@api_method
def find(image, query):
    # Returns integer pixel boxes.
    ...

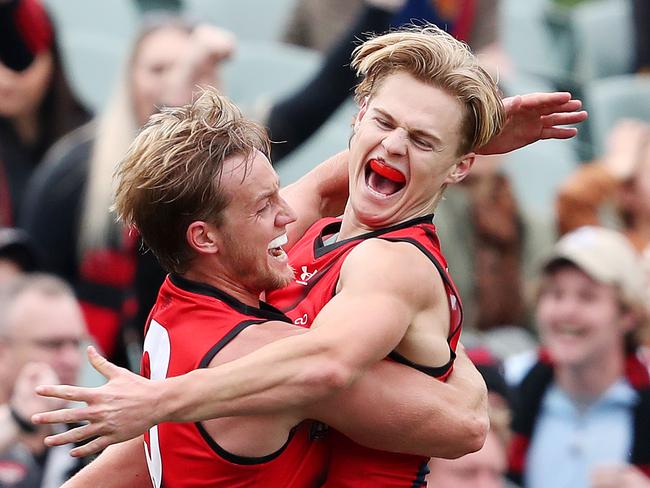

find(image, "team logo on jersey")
[296,266,318,285]
[294,314,309,326]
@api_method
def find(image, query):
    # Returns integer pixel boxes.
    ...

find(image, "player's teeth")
[268,233,288,250]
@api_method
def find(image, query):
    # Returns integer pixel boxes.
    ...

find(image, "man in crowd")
[0,274,87,487]
[506,226,650,488]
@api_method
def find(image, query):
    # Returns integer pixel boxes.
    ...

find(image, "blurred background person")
[0,274,88,488]
[506,226,650,488]
[557,119,650,254]
[0,227,37,285]
[0,0,90,227]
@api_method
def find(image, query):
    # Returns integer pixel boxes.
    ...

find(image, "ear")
[445,153,476,184]
[186,221,220,256]
[353,96,370,131]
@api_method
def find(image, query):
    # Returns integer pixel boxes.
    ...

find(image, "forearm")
[158,331,352,424]
[61,437,148,488]
[305,351,488,458]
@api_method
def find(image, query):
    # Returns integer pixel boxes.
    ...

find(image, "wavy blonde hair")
[113,88,269,273]
[352,24,505,155]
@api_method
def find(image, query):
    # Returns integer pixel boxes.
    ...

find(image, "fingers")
[541,127,579,140]
[32,405,92,426]
[69,437,113,458]
[43,422,100,447]
[541,111,589,126]
[35,383,92,404]
[519,91,572,109]
[87,346,121,380]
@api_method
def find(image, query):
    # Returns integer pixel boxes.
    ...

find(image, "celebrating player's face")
[216,150,297,294]
[347,72,474,229]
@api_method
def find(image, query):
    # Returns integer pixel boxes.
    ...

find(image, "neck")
[183,266,261,308]
[12,112,39,145]
[338,198,437,241]
[554,346,626,402]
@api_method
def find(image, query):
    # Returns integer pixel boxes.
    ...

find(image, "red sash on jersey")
[267,214,463,487]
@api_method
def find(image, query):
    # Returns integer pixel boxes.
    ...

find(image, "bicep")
[305,355,487,458]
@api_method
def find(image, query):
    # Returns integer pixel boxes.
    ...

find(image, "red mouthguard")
[369,159,406,183]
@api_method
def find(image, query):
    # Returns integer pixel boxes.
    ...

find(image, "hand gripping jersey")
[266,215,463,487]
[141,274,326,488]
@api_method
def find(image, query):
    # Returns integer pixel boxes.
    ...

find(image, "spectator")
[556,119,650,253]
[506,226,650,488]
[0,274,88,487]
[0,0,91,227]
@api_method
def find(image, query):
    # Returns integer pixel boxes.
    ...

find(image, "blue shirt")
[525,379,638,488]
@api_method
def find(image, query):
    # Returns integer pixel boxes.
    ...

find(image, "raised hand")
[478,92,588,155]
[31,346,160,457]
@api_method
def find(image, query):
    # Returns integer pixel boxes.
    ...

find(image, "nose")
[381,128,408,156]
[276,196,297,228]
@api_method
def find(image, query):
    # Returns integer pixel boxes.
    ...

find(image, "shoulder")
[208,320,306,367]
[340,237,444,304]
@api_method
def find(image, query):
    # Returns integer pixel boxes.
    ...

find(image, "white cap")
[543,226,646,308]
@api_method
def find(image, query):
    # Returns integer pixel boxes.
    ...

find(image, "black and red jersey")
[141,274,326,488]
[267,214,463,487]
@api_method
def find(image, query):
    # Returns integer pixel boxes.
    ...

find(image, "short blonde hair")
[113,88,270,273]
[352,24,505,155]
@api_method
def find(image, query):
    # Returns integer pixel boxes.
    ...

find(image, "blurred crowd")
[0,0,649,487]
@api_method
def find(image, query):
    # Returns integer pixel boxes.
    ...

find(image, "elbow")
[302,348,357,399]
[443,411,489,459]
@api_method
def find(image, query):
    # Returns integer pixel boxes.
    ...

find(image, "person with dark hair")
[0,0,91,227]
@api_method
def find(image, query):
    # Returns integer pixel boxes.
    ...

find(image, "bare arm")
[60,437,149,488]
[33,242,445,455]
[303,347,488,459]
[281,150,349,250]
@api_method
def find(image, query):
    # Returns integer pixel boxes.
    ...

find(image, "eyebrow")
[254,179,280,205]
[374,108,443,148]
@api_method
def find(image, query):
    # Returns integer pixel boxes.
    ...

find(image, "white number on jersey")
[142,320,171,488]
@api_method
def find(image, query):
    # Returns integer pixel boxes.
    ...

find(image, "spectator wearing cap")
[0,227,37,285]
[0,0,90,227]
[505,226,650,488]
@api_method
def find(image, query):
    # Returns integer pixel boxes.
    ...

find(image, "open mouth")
[267,233,288,260]
[365,159,406,197]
